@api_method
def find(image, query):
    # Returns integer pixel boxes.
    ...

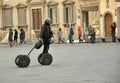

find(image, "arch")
[105,13,112,37]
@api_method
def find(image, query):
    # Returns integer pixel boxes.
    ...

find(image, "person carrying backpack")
[69,25,74,44]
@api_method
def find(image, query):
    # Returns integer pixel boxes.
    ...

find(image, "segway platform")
[15,40,53,68]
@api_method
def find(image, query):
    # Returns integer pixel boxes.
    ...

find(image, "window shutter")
[18,8,26,26]
[48,7,53,23]
[69,6,72,24]
[56,7,59,24]
[72,6,76,24]
[63,7,66,24]
[4,9,12,26]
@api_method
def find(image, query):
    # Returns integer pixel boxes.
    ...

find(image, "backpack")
[70,28,74,35]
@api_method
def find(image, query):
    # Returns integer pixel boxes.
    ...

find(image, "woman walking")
[57,28,64,44]
[78,26,82,43]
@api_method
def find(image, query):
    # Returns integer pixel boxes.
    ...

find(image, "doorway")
[32,8,42,39]
[105,13,112,37]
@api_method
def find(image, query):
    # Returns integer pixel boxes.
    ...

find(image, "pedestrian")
[92,29,96,43]
[110,22,117,42]
[14,29,18,46]
[57,28,64,44]
[77,26,83,43]
[19,28,26,45]
[89,29,96,43]
[88,25,92,42]
[8,29,13,47]
[69,25,74,44]
[40,18,53,54]
[12,29,15,43]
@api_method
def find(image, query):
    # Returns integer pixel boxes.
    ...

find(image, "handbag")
[34,39,43,49]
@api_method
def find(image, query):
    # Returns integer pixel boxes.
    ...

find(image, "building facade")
[0,0,119,43]
[100,0,117,38]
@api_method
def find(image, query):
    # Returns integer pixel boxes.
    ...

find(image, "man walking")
[8,29,13,47]
[69,25,74,44]
[111,22,117,42]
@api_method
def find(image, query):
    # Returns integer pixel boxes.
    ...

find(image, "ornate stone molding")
[16,3,27,8]
[62,0,75,5]
[26,0,43,5]
[3,4,13,9]
[47,0,58,6]
[29,1,43,6]
[81,6,98,11]
[26,0,31,4]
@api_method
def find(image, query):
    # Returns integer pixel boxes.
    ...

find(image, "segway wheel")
[38,53,43,64]
[15,55,30,68]
[38,53,53,65]
[15,55,22,67]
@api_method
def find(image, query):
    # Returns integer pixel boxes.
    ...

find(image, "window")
[47,1,59,24]
[3,9,13,27]
[48,6,59,24]
[63,4,76,24]
[16,3,27,27]
[32,9,42,30]
[18,8,26,26]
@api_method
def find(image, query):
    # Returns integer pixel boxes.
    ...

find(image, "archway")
[105,13,112,37]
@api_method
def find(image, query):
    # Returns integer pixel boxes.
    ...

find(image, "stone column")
[117,2,120,40]
[27,5,32,42]
[0,7,2,41]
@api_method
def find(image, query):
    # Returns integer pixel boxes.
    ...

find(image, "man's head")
[44,18,52,24]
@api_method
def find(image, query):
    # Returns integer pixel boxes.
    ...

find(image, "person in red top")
[78,26,83,43]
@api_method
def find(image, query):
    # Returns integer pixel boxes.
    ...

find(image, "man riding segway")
[40,18,53,54]
[38,18,53,65]
[15,18,53,67]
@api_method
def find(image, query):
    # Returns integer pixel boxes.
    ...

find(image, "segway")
[15,39,53,68]
[38,53,53,65]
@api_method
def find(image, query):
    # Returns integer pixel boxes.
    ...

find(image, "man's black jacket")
[40,22,53,41]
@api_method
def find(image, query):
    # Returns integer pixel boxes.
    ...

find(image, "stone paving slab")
[0,43,120,83]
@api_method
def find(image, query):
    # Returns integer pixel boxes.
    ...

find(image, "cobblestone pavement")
[0,43,120,83]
